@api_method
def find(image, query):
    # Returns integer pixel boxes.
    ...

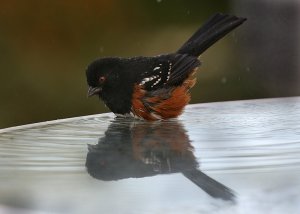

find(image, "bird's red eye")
[99,76,106,83]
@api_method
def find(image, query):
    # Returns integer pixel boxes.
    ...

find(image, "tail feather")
[183,169,236,201]
[177,13,247,57]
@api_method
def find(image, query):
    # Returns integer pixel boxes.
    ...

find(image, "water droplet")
[221,77,227,84]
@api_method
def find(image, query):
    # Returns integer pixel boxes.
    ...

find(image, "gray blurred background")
[1,0,299,128]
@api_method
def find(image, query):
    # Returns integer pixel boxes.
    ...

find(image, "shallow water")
[0,97,300,214]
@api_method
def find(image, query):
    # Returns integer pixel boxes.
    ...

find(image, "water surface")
[0,97,300,213]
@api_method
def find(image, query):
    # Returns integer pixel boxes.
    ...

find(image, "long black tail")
[183,169,236,201]
[177,13,246,57]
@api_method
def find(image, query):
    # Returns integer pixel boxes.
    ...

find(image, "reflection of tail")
[177,13,246,57]
[183,170,235,201]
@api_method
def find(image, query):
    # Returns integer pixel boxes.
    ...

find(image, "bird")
[86,13,246,120]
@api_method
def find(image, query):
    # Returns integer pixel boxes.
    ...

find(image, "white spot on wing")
[153,66,160,71]
[151,78,161,87]
[166,71,171,82]
[164,61,172,83]
[140,75,160,86]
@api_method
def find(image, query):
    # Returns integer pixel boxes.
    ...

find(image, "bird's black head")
[86,57,122,97]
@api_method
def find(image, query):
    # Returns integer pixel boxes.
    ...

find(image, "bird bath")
[0,97,300,213]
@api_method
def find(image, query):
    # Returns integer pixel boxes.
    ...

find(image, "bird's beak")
[87,86,101,97]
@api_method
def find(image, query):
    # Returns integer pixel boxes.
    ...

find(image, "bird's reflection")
[86,118,235,201]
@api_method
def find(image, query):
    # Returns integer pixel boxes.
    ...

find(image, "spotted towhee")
[86,13,246,120]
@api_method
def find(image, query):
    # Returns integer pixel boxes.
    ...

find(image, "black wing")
[137,54,200,91]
